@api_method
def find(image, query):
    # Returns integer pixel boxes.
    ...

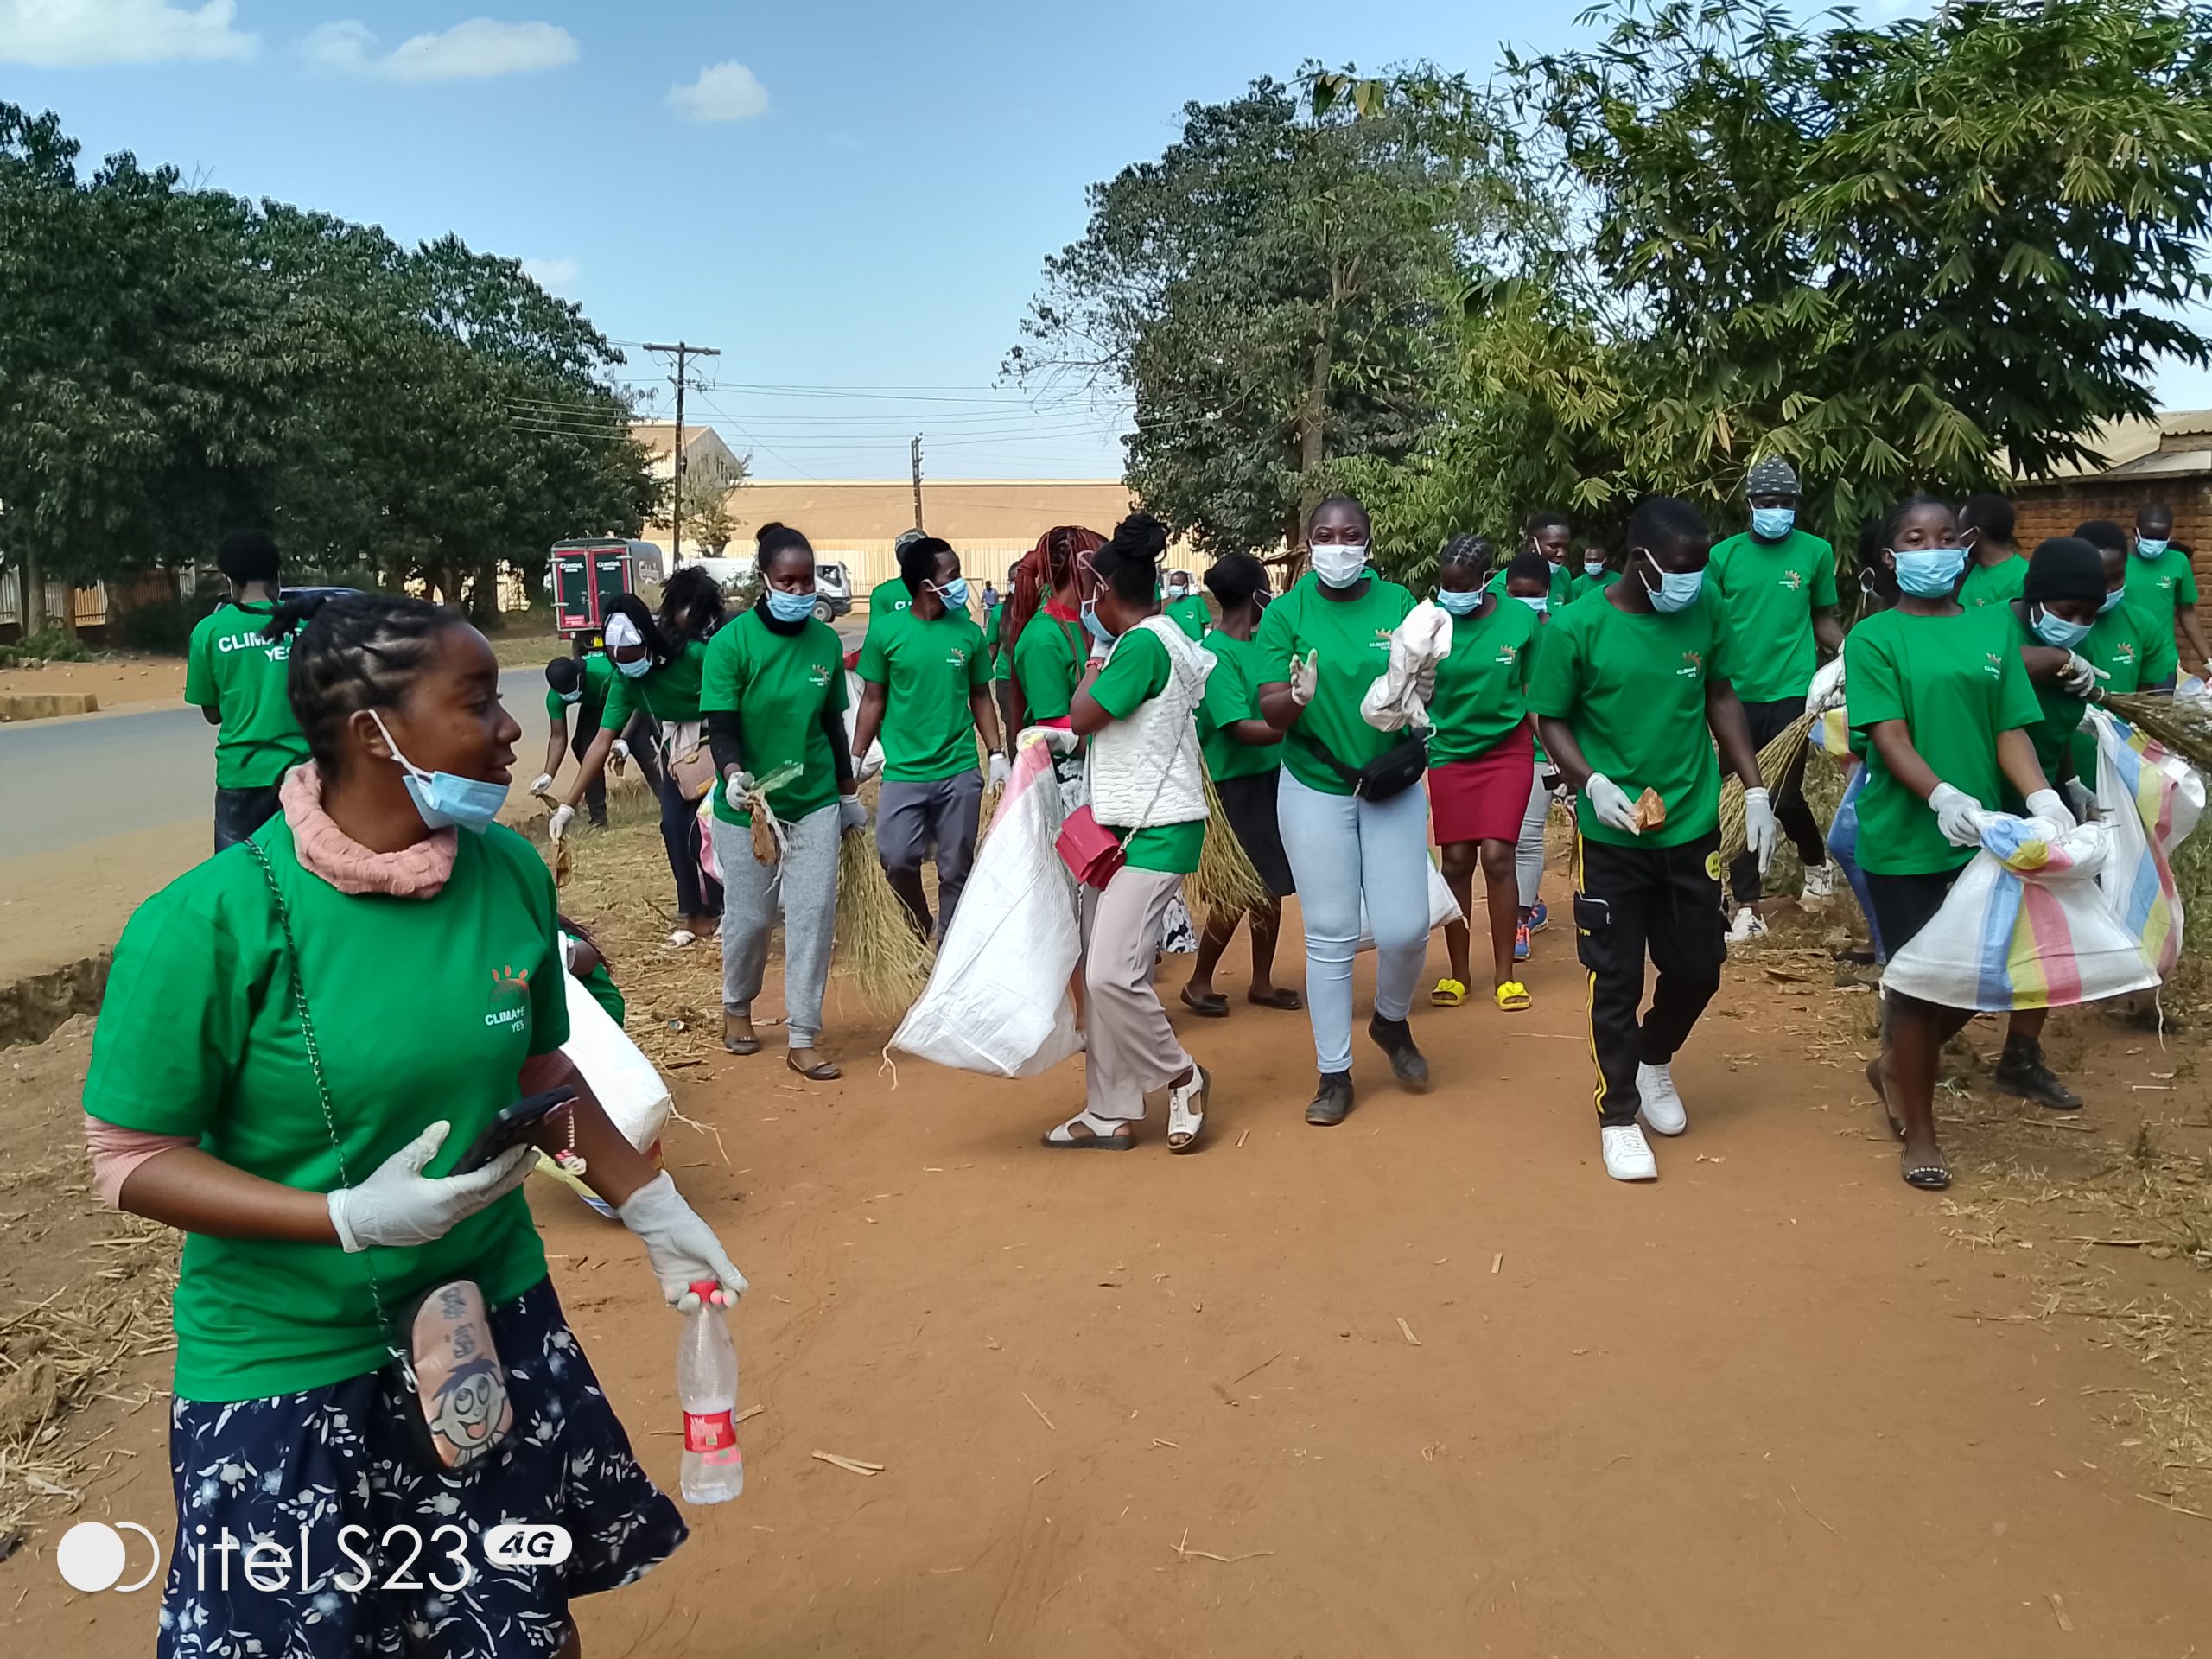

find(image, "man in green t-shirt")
[1488,509,1575,607]
[2120,503,2207,670]
[1957,493,2028,609]
[1530,495,1771,1185]
[850,537,1007,939]
[185,529,312,851]
[1706,456,1845,937]
[533,650,659,829]
[1165,570,1211,640]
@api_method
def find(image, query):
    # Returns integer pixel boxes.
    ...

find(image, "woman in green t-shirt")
[1425,536,1541,1014]
[82,592,745,1656]
[1847,497,2069,1192]
[702,524,862,1080]
[1035,514,1212,1151]
[1255,494,1434,1128]
[1003,524,1106,795]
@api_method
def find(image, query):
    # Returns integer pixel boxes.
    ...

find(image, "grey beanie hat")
[1745,456,1800,498]
[893,529,925,554]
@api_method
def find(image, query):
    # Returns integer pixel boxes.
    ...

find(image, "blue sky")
[4,0,2207,481]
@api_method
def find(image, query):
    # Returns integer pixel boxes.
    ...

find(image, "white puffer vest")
[1088,615,1213,830]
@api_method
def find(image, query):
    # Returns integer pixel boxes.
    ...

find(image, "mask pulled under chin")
[370,710,509,834]
[1312,543,1370,588]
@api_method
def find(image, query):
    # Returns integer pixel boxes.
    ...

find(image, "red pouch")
[1055,804,1126,891]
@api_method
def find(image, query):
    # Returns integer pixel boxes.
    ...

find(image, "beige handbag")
[661,720,716,803]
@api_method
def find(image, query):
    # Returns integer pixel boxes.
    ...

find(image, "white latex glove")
[2056,653,2104,697]
[2024,788,2076,832]
[1742,785,1779,875]
[855,750,885,784]
[1585,772,1642,836]
[1020,725,1079,756]
[616,1172,749,1312]
[987,753,1011,790]
[1804,655,1847,716]
[546,804,576,842]
[1411,663,1438,705]
[1288,649,1319,708]
[529,772,555,797]
[325,1122,535,1254]
[611,738,632,762]
[1927,782,1986,849]
[838,793,867,833]
[722,769,758,811]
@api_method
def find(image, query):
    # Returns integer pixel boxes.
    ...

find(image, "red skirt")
[1429,727,1535,845]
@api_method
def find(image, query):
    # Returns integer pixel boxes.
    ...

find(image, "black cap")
[2024,537,2107,605]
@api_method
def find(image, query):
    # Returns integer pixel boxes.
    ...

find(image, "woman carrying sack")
[1255,493,1434,1128]
[702,524,863,1080]
[1034,514,1213,1151]
[551,594,723,946]
[80,593,746,1658]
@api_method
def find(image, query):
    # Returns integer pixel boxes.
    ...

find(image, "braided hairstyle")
[261,593,461,777]
[1007,524,1104,640]
[1093,512,1168,607]
[1439,534,1495,584]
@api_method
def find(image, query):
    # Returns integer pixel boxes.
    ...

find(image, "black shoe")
[1306,1071,1354,1126]
[1993,1039,2082,1110]
[1367,1014,1430,1090]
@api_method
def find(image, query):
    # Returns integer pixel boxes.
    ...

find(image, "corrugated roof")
[2011,409,2212,481]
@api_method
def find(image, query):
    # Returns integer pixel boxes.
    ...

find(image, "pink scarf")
[280,762,457,898]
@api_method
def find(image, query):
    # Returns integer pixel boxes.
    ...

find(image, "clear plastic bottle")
[677,1279,743,1503]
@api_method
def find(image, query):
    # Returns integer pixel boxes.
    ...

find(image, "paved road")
[0,669,554,860]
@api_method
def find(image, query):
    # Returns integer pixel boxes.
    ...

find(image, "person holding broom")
[1034,512,1212,1151]
[1849,498,2072,1190]
[2074,524,2179,785]
[1425,535,1541,1014]
[1531,495,1776,1184]
[702,523,861,1079]
[1181,551,1301,1019]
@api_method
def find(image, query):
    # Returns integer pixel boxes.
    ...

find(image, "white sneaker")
[1801,863,1836,902]
[1601,1123,1658,1181]
[1637,1062,1688,1135]
[1726,906,1769,944]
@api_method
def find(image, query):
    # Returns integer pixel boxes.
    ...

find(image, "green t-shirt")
[700,609,850,826]
[1198,629,1281,782]
[1488,563,1573,607]
[1089,627,1205,874]
[986,601,1010,683]
[1959,555,2026,610]
[1253,573,1418,795]
[1427,595,1538,766]
[2073,598,2179,783]
[867,577,913,638]
[1013,607,1088,723]
[1528,584,1738,849]
[2124,545,2200,623]
[185,601,311,790]
[857,603,989,781]
[599,637,708,731]
[544,651,615,726]
[1166,593,1211,641]
[2001,606,2090,789]
[81,820,566,1402]
[1569,569,1620,605]
[1707,528,1839,703]
[1845,606,2043,876]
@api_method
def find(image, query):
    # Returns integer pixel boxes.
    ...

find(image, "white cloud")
[305,16,576,82]
[0,0,257,67]
[521,256,580,295]
[667,60,768,124]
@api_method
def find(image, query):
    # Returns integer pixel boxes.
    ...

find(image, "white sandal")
[1166,1065,1209,1154]
[667,929,700,949]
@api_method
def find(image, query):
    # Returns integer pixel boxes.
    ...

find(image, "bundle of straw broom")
[1718,711,1819,864]
[836,830,932,1014]
[1185,772,1273,919]
[2102,690,2212,776]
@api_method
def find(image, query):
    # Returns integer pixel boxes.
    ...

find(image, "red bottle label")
[683,1409,736,1452]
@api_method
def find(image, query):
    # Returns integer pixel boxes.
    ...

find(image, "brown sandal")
[787,1052,841,1081]
[722,1014,760,1057]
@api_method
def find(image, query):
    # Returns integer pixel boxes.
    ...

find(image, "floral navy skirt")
[157,1280,685,1657]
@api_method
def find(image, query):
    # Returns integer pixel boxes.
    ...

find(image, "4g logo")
[54,1519,572,1595]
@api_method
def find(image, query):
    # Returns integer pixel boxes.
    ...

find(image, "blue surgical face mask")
[2136,537,2169,559]
[1081,599,1116,645]
[2031,606,2094,650]
[370,710,508,835]
[1517,594,1550,615]
[764,587,817,624]
[932,578,969,610]
[613,652,652,679]
[2099,584,2126,614]
[556,689,582,706]
[1751,505,1796,541]
[1436,587,1483,616]
[1891,546,1967,598]
[1637,553,1705,614]
[1584,558,1606,579]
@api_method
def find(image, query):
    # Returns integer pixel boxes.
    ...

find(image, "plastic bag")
[1354,859,1464,953]
[2083,705,2205,981]
[890,741,1085,1077]
[1881,815,2160,1011]
[1823,765,1883,961]
[1359,601,1452,733]
[559,971,672,1150]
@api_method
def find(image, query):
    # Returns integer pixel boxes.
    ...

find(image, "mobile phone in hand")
[452,1088,577,1176]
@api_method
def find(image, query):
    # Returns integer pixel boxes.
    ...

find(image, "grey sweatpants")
[711,803,840,1050]
[877,769,983,938]
[1081,864,1194,1122]
[1516,771,1551,911]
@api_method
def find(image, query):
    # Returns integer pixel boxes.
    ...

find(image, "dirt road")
[7,820,2209,1656]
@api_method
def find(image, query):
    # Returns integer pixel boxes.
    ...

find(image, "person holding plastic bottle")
[80,591,747,1659]
[1847,497,2069,1192]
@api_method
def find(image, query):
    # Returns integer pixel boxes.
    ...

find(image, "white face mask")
[1312,542,1370,589]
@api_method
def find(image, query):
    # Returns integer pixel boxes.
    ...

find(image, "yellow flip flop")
[1430,977,1467,1007]
[1495,981,1532,1012]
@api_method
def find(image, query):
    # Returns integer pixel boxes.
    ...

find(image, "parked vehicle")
[811,560,853,624]
[550,539,665,645]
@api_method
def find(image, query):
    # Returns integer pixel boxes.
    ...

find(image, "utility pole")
[910,435,925,533]
[643,340,721,562]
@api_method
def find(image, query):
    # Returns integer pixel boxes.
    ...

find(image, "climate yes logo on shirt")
[1369,628,1393,653]
[807,663,833,689]
[1777,569,1805,593]
[1982,652,2005,680]
[1676,649,1705,680]
[484,964,531,1033]
[1492,644,1520,666]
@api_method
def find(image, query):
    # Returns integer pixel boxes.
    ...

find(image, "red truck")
[550,539,664,646]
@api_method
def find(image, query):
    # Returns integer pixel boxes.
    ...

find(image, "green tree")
[676,448,752,556]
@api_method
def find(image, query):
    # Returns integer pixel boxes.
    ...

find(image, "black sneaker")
[1993,1039,2082,1110]
[1306,1071,1354,1126]
[1367,1014,1430,1090]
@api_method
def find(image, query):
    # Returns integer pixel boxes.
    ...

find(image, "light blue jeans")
[1276,768,1432,1074]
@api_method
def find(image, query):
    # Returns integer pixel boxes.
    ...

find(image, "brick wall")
[2013,474,2212,673]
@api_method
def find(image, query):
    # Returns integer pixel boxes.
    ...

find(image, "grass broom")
[1185,771,1273,920]
[1718,711,1819,864]
[836,829,932,1015]
[2102,690,2212,776]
